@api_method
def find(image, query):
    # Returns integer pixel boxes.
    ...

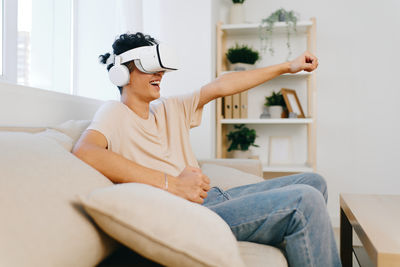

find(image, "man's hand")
[289,51,319,73]
[172,166,211,204]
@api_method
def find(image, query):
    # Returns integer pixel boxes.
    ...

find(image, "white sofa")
[0,121,288,267]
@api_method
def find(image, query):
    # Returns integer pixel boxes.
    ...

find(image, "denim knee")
[303,172,328,203]
[291,184,327,215]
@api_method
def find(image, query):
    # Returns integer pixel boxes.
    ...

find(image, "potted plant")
[258,8,299,61]
[226,43,260,71]
[264,91,287,118]
[230,0,246,24]
[227,124,259,158]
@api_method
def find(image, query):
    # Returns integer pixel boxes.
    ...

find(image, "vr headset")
[106,43,179,87]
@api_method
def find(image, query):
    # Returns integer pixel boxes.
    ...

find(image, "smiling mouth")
[150,80,161,90]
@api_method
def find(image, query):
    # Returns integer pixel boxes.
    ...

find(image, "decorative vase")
[229,3,245,24]
[230,62,253,71]
[269,106,283,118]
[233,150,251,159]
[260,106,271,119]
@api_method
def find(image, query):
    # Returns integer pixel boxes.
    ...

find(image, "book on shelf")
[240,91,248,118]
[223,95,232,119]
[232,93,240,118]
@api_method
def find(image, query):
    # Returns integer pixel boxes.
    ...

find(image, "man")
[73,32,341,267]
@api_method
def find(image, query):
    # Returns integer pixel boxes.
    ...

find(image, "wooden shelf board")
[263,164,313,173]
[221,118,313,124]
[221,20,313,35]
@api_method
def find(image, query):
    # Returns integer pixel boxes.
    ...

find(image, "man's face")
[125,65,165,102]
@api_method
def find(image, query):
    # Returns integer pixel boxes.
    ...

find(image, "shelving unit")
[215,18,317,176]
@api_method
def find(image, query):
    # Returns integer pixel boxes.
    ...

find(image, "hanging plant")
[258,8,299,61]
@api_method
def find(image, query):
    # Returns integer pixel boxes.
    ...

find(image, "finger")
[203,183,211,192]
[304,63,314,72]
[200,190,208,199]
[202,174,211,184]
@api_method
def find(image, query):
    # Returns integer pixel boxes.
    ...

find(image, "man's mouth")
[150,80,161,90]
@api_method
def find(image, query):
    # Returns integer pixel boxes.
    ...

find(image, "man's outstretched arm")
[197,51,319,109]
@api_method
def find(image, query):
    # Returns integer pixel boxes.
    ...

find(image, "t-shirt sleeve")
[86,101,121,149]
[169,89,203,129]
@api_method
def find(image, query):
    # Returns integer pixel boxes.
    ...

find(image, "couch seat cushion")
[201,163,264,191]
[238,241,288,267]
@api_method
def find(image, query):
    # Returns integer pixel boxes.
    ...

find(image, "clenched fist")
[289,51,319,73]
[170,166,211,204]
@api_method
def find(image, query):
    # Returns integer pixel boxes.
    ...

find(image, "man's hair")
[99,32,159,94]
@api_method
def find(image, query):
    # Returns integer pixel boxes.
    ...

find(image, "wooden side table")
[340,194,400,267]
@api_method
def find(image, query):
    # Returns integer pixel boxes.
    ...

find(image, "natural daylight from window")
[0,0,3,76]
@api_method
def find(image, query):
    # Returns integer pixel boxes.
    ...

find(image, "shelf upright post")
[307,17,317,170]
[216,21,224,158]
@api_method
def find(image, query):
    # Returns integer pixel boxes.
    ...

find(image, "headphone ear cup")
[108,64,130,87]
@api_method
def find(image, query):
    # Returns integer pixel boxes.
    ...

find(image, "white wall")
[218,0,400,225]
[142,0,216,159]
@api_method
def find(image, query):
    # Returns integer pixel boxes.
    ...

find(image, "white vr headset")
[106,43,179,87]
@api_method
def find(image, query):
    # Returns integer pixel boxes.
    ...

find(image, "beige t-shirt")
[87,90,203,177]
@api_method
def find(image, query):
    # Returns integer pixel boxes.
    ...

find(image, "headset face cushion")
[108,64,130,87]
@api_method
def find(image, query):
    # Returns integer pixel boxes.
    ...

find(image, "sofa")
[0,120,288,267]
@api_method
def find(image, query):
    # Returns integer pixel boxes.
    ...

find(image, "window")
[17,0,72,94]
[0,0,3,76]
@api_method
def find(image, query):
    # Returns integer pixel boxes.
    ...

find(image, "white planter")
[229,62,254,71]
[229,4,245,24]
[233,150,251,159]
[269,106,283,118]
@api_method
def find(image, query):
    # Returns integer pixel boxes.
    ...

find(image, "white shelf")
[262,164,313,173]
[221,20,313,35]
[221,118,313,124]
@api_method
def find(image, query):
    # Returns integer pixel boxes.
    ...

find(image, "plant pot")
[268,106,283,118]
[233,150,251,159]
[229,4,245,24]
[229,62,253,71]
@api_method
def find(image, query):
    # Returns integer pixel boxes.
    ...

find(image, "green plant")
[226,44,260,64]
[232,0,245,3]
[227,124,259,152]
[264,91,286,107]
[258,8,299,61]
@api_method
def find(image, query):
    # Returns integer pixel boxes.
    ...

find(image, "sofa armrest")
[197,158,263,177]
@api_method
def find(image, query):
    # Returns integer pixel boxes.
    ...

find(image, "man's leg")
[203,184,341,267]
[227,172,328,203]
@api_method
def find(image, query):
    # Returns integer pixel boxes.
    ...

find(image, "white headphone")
[108,55,131,87]
[106,44,179,87]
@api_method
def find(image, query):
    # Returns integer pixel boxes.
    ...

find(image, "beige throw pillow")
[78,183,245,267]
[201,163,264,191]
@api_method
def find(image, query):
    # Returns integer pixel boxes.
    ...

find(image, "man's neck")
[121,92,150,120]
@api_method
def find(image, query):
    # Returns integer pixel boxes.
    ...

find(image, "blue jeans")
[202,172,341,267]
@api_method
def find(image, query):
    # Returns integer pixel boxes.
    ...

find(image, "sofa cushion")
[50,119,91,147]
[35,128,74,151]
[238,241,288,267]
[201,163,264,191]
[0,132,117,267]
[78,183,245,267]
